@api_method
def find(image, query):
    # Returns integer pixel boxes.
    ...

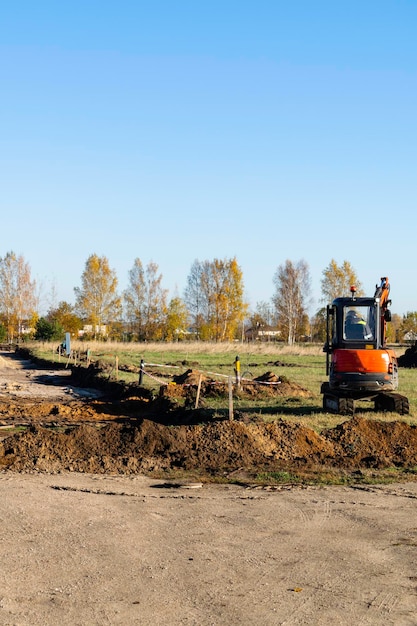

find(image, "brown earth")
[2,414,417,477]
[0,351,416,478]
[1,351,417,625]
[398,342,417,367]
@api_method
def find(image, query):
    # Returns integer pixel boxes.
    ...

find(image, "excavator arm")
[374,277,391,311]
[374,277,392,346]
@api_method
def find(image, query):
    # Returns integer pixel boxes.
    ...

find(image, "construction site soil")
[3,350,417,626]
[1,349,416,480]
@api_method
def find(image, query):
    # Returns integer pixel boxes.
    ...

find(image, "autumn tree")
[310,307,327,343]
[210,258,247,341]
[320,259,363,303]
[47,301,83,337]
[184,259,210,339]
[250,301,275,328]
[0,251,37,341]
[272,259,311,345]
[185,257,247,341]
[142,262,168,341]
[74,254,121,337]
[164,296,190,341]
[123,259,168,341]
[399,312,417,342]
[123,258,146,339]
[388,312,402,343]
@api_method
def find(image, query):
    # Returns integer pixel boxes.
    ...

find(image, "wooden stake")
[195,374,203,409]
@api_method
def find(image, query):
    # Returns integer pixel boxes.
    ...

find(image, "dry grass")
[42,340,325,358]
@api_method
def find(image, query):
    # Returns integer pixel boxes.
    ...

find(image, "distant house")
[403,331,417,343]
[20,322,34,336]
[78,324,107,337]
[245,325,281,342]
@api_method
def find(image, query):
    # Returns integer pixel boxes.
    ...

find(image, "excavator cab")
[321,278,409,415]
[326,298,379,353]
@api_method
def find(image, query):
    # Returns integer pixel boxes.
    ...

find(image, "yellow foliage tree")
[320,259,363,303]
[165,296,190,341]
[74,254,121,337]
[0,251,37,341]
[185,257,247,341]
[48,301,83,336]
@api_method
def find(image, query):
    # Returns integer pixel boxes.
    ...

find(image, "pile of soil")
[398,343,417,367]
[0,352,415,479]
[1,416,417,476]
[164,368,313,401]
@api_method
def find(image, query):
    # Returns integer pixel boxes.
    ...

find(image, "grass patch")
[253,467,417,487]
[256,470,302,484]
[0,425,27,437]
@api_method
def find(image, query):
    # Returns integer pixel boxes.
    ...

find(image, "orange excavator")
[321,277,409,415]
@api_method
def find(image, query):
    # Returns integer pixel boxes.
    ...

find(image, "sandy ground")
[0,352,102,402]
[0,351,417,625]
[1,474,417,625]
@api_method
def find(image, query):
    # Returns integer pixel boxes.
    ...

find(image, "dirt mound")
[324,416,417,468]
[1,353,415,479]
[165,368,312,402]
[1,416,416,476]
[0,399,105,424]
[172,368,208,385]
[398,343,417,368]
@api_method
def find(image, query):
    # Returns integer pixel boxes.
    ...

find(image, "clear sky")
[1,1,416,316]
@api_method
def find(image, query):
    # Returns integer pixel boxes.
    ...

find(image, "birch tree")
[273,259,311,345]
[124,259,168,341]
[184,259,210,339]
[123,258,146,339]
[209,258,247,341]
[142,261,168,341]
[74,254,121,336]
[185,257,247,341]
[321,259,363,303]
[0,251,36,341]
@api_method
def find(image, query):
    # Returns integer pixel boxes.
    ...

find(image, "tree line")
[0,251,415,344]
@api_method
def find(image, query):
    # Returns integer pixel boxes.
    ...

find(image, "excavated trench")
[0,349,416,479]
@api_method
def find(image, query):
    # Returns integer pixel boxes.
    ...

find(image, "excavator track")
[322,383,410,416]
[374,393,410,415]
[322,389,354,416]
[337,396,355,416]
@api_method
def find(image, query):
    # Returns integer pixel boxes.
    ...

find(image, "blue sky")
[1,1,416,316]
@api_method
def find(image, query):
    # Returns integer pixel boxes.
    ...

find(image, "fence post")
[195,374,203,409]
[139,359,144,385]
